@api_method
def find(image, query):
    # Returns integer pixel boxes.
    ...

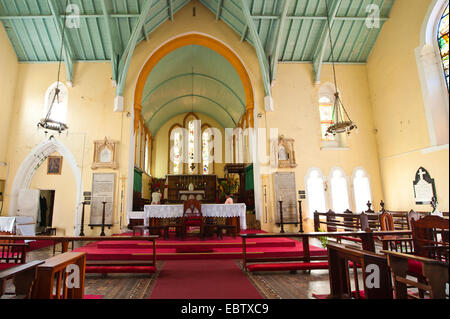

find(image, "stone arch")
[9,137,82,234]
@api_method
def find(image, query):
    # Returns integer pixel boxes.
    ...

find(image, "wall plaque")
[92,137,119,170]
[274,172,298,224]
[90,173,115,225]
[413,167,436,205]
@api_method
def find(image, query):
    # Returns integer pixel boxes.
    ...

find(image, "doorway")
[38,190,55,233]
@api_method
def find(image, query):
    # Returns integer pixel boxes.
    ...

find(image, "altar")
[130,203,247,230]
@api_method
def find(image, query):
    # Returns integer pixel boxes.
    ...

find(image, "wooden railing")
[313,210,380,233]
[0,235,159,272]
[1,243,28,265]
[240,230,411,271]
[30,252,86,299]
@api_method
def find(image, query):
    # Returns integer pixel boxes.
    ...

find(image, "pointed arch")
[8,137,82,234]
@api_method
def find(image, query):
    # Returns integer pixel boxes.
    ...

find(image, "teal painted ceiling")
[0,0,394,103]
[142,45,246,135]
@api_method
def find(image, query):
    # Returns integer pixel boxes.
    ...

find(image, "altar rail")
[0,235,159,267]
[240,230,411,271]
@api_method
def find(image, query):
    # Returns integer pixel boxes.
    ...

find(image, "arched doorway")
[128,33,259,224]
[9,137,82,235]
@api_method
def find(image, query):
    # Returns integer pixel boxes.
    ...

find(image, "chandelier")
[37,0,69,135]
[324,0,357,138]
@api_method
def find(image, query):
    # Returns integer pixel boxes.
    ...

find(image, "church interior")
[0,0,449,302]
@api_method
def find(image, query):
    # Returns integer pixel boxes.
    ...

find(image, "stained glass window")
[438,4,449,90]
[202,130,211,174]
[188,120,196,174]
[319,96,335,141]
[173,131,182,174]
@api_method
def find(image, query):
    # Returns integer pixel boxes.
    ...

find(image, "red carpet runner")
[150,260,263,299]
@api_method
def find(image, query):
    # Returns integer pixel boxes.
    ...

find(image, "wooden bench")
[0,243,28,271]
[30,252,86,299]
[0,260,44,298]
[327,242,393,299]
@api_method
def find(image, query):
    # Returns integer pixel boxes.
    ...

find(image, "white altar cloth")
[0,216,36,238]
[133,204,247,230]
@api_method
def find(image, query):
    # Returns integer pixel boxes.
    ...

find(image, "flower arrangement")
[149,178,166,197]
[218,174,239,201]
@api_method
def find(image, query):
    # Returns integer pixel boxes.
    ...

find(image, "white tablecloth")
[132,204,247,230]
[0,216,36,240]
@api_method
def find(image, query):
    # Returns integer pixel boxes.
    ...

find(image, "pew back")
[31,252,86,299]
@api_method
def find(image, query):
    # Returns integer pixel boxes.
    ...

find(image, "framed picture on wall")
[47,156,63,175]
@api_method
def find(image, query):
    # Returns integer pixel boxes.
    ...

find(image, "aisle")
[149,259,263,299]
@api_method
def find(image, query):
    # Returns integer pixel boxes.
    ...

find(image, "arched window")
[319,96,335,141]
[187,119,196,174]
[352,168,372,213]
[202,126,214,174]
[305,168,327,218]
[44,82,68,123]
[416,0,449,146]
[329,167,350,213]
[169,125,183,174]
[438,4,449,90]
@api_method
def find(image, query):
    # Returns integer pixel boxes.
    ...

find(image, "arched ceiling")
[142,44,246,135]
[0,0,394,96]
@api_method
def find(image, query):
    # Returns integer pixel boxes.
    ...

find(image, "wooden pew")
[383,250,448,299]
[0,260,44,298]
[327,242,393,299]
[0,243,28,270]
[313,210,379,244]
[30,252,86,299]
[240,230,411,273]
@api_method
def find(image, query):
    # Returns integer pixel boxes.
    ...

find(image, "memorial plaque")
[274,172,298,224]
[90,173,115,225]
[413,167,436,205]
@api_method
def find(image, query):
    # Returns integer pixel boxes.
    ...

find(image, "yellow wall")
[261,64,384,232]
[30,152,76,236]
[2,62,131,235]
[0,22,18,184]
[367,0,449,211]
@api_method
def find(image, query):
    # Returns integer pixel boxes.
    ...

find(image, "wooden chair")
[379,211,414,253]
[383,215,449,299]
[181,199,204,239]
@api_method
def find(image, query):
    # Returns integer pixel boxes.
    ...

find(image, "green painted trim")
[117,0,154,96]
[313,0,343,83]
[100,0,119,82]
[146,94,239,126]
[48,0,75,82]
[142,72,246,111]
[168,0,174,21]
[240,0,271,98]
[216,0,224,21]
[270,0,291,82]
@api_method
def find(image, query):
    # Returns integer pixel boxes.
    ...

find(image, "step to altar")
[94,237,297,250]
[74,237,327,261]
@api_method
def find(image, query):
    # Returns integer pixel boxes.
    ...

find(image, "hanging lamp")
[37,0,69,135]
[324,0,357,138]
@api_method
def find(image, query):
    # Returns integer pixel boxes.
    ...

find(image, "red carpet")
[150,260,263,299]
